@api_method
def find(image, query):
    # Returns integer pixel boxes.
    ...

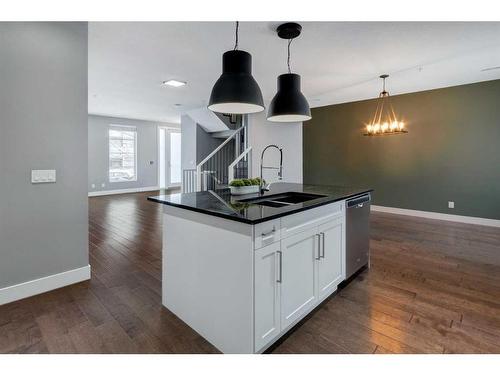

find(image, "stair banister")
[228,146,252,183]
[196,127,244,191]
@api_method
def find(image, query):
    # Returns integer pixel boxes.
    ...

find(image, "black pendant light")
[267,23,311,123]
[208,22,264,114]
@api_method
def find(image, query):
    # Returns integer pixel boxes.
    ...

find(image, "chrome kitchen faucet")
[260,144,283,192]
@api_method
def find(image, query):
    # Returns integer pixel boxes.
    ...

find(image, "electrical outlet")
[448,201,455,209]
[101,183,106,188]
[91,183,96,189]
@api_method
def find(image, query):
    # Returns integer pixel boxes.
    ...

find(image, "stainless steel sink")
[238,192,327,207]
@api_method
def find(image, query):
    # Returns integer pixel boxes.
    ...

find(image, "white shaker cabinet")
[280,228,319,330]
[254,242,282,351]
[253,204,346,352]
[317,216,345,300]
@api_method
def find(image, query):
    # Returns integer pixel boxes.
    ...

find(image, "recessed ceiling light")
[163,80,186,87]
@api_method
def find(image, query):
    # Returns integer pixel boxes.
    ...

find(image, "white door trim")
[158,126,181,189]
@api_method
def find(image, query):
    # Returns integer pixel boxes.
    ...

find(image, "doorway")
[158,127,182,189]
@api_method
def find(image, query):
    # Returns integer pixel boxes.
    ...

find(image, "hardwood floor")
[1,190,500,353]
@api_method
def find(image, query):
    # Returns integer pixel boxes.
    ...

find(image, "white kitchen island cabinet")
[161,200,346,353]
[148,183,372,353]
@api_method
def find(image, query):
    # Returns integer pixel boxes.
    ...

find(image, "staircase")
[182,110,252,193]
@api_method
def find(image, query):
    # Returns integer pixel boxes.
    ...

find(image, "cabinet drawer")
[254,219,281,249]
[281,202,343,239]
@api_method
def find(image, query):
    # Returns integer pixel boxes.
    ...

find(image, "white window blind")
[109,125,137,183]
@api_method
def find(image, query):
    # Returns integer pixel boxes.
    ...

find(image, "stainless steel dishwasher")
[346,194,371,279]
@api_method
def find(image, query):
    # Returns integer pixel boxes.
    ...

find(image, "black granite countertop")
[148,183,373,224]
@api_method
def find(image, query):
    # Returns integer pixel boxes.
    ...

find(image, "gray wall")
[249,111,303,184]
[196,124,223,164]
[181,114,197,171]
[88,114,178,193]
[0,22,89,288]
[304,79,500,220]
[180,111,304,185]
[180,114,223,171]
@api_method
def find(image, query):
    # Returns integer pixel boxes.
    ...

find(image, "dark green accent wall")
[303,79,500,220]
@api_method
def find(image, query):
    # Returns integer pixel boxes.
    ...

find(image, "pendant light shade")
[267,73,311,122]
[267,23,311,123]
[208,50,264,114]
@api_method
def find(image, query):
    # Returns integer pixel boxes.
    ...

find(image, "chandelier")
[364,74,407,136]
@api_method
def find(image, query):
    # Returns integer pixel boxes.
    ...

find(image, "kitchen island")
[148,183,372,353]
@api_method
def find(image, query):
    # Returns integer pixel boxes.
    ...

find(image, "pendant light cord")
[234,21,239,50]
[287,38,293,73]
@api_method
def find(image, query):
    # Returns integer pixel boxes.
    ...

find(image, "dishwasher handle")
[347,194,371,208]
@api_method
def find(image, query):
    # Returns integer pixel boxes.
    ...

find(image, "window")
[109,125,137,182]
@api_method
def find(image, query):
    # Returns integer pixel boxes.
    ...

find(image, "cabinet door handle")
[315,234,321,260]
[277,251,282,283]
[321,232,325,259]
[262,227,276,237]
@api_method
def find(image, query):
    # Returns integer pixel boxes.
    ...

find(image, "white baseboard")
[0,265,91,305]
[371,205,500,228]
[88,186,159,197]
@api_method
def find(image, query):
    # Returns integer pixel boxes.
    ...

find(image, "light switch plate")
[448,201,455,209]
[31,169,56,184]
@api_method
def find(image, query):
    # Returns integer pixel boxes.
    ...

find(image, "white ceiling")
[89,22,500,124]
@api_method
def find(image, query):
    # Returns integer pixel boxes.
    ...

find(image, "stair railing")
[196,126,244,191]
[228,146,252,183]
[182,169,197,193]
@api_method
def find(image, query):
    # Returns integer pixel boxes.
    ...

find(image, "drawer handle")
[261,227,276,237]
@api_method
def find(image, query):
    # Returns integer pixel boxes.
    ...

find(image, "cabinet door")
[280,228,319,330]
[317,217,345,300]
[254,242,281,352]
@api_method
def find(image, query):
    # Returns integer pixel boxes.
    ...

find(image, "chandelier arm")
[377,95,385,126]
[371,92,384,125]
[389,102,398,124]
[371,109,379,127]
[384,94,397,124]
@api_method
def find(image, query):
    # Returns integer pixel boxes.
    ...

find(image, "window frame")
[108,124,138,183]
